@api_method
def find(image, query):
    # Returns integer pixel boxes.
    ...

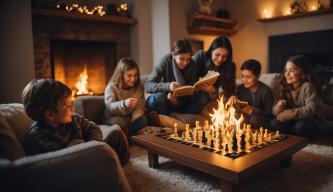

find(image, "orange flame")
[74,65,93,96]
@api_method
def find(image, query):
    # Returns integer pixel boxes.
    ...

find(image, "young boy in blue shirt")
[22,79,129,165]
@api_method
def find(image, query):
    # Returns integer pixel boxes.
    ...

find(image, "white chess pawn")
[276,130,280,137]
[264,129,268,139]
[185,124,190,140]
[174,123,178,137]
[259,127,264,137]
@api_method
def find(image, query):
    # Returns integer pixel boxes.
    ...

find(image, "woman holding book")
[193,36,236,116]
[145,39,210,115]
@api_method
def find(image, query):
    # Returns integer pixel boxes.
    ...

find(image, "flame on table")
[209,95,244,134]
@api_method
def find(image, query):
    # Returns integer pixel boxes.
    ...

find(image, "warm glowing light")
[263,9,271,18]
[311,5,317,11]
[74,65,93,96]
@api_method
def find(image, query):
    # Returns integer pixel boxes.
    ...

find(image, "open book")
[173,71,220,97]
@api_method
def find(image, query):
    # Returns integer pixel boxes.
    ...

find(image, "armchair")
[0,103,130,192]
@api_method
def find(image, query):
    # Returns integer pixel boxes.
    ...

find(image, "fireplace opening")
[50,39,116,95]
[269,29,333,86]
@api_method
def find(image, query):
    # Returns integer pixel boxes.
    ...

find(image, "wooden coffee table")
[131,133,307,192]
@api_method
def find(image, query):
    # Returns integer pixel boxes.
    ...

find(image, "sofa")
[0,103,131,192]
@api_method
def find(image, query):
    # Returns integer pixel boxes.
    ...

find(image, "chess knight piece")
[198,0,213,15]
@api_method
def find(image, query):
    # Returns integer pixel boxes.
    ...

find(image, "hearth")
[32,9,135,95]
[269,29,333,85]
[51,39,116,95]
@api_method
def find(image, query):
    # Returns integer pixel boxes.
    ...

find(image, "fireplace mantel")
[32,8,137,25]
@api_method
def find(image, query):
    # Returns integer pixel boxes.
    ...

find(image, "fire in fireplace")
[50,39,116,95]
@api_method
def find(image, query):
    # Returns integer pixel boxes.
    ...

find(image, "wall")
[169,0,226,51]
[129,0,153,75]
[224,0,333,77]
[151,0,171,67]
[0,0,35,103]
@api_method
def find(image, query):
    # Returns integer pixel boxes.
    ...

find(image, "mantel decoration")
[31,0,130,17]
[258,0,332,21]
[290,0,308,14]
[197,0,213,16]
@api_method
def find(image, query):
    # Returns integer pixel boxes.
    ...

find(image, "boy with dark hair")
[231,59,274,129]
[22,79,129,165]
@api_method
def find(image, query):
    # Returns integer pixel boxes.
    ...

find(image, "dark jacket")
[193,50,236,97]
[145,54,197,93]
[236,81,274,117]
[25,113,102,155]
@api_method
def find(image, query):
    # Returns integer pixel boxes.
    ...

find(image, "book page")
[194,71,220,88]
[173,85,195,97]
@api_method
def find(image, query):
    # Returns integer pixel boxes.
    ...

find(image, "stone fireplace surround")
[32,9,134,92]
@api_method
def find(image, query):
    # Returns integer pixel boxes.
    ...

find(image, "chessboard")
[158,127,287,159]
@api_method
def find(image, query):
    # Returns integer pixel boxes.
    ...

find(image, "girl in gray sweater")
[104,58,148,136]
[271,55,322,139]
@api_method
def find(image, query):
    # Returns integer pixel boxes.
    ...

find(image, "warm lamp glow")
[311,5,317,11]
[263,9,271,18]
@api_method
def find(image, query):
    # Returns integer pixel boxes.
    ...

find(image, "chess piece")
[185,124,190,140]
[202,131,207,144]
[276,130,280,137]
[240,133,246,150]
[232,133,238,151]
[259,127,264,137]
[174,123,178,137]
[210,139,214,148]
[189,131,193,141]
[264,129,268,140]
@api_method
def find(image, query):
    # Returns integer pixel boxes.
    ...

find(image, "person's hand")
[277,109,295,123]
[228,96,238,105]
[167,93,178,105]
[169,81,180,91]
[196,83,216,94]
[276,99,286,111]
[67,139,84,147]
[240,106,259,116]
[124,98,138,109]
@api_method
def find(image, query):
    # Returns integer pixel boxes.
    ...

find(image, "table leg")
[221,180,239,192]
[148,151,159,168]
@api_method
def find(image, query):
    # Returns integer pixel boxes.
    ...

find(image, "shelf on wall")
[188,14,237,36]
[257,8,333,22]
[32,8,137,25]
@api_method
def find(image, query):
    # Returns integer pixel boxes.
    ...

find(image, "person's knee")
[147,92,168,114]
[293,120,315,138]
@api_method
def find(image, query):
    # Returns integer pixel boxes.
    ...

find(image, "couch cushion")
[74,96,105,124]
[0,114,26,160]
[0,104,33,146]
[259,73,282,96]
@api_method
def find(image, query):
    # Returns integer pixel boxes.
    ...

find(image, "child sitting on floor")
[230,59,274,129]
[22,79,129,165]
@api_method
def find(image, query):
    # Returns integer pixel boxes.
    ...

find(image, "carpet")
[123,144,333,192]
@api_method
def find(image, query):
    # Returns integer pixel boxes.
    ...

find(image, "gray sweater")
[104,82,145,122]
[145,54,197,93]
[236,81,274,117]
[272,82,320,119]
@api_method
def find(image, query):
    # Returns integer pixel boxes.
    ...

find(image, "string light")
[57,3,106,16]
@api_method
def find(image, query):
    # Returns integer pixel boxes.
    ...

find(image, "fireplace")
[269,29,333,85]
[32,9,135,95]
[51,39,116,95]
